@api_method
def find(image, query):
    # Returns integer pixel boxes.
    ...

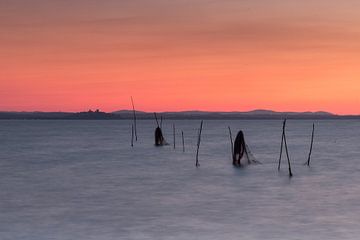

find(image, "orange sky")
[1,0,359,114]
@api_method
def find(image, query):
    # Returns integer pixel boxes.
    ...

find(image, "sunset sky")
[1,0,359,114]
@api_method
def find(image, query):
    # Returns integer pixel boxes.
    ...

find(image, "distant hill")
[112,109,350,120]
[0,109,358,120]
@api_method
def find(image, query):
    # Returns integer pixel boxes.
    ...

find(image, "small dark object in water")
[155,127,165,146]
[233,131,250,166]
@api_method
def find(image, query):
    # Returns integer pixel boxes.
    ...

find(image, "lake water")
[0,119,359,240]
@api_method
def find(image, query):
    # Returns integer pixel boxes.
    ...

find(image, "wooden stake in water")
[195,120,203,167]
[131,124,134,147]
[154,112,160,127]
[173,124,176,149]
[130,96,138,141]
[278,120,285,171]
[182,131,185,152]
[306,123,315,166]
[228,126,234,160]
[284,129,292,177]
[278,119,293,177]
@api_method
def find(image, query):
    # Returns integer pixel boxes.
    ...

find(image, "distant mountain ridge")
[112,109,334,117]
[0,109,358,120]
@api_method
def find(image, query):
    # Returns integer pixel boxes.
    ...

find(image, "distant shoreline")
[1,110,359,120]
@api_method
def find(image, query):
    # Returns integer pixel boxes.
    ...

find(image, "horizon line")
[1,108,357,116]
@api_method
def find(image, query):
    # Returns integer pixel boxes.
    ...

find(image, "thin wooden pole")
[228,126,234,160]
[278,120,285,170]
[244,143,251,164]
[173,124,176,149]
[195,120,203,167]
[130,96,138,141]
[131,124,134,147]
[282,120,293,177]
[182,130,185,152]
[283,135,292,177]
[154,112,160,127]
[306,123,315,166]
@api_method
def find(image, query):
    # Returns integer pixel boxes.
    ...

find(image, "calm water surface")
[0,120,359,240]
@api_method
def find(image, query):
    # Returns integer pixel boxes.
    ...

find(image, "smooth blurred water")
[0,119,359,240]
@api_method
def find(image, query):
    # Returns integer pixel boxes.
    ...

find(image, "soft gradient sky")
[1,0,359,114]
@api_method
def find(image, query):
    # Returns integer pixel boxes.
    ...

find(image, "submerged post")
[195,120,203,167]
[154,112,160,127]
[154,112,166,146]
[278,119,292,177]
[278,120,285,170]
[131,124,134,147]
[182,130,185,152]
[131,96,138,141]
[284,130,292,177]
[283,120,293,177]
[173,124,176,149]
[306,123,315,166]
[228,126,234,160]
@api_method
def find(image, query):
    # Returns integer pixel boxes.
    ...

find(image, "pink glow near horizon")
[1,0,359,115]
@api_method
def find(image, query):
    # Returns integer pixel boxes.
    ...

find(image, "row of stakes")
[130,98,315,178]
